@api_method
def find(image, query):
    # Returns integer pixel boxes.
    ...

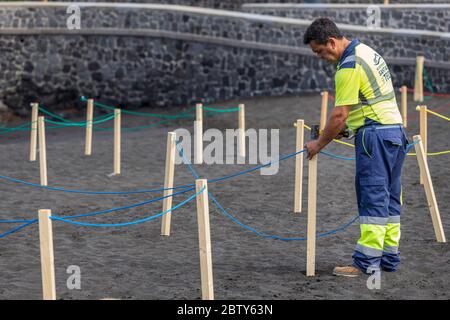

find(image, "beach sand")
[0,92,449,300]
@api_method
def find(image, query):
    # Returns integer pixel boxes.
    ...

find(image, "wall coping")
[1,2,449,40]
[242,3,450,10]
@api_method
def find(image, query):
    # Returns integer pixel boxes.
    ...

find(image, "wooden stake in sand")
[29,103,39,162]
[306,151,317,277]
[413,135,446,243]
[84,98,94,156]
[320,91,328,130]
[114,108,121,175]
[401,86,408,128]
[294,119,304,213]
[195,103,203,164]
[414,56,424,102]
[306,124,320,277]
[418,105,427,185]
[305,95,328,268]
[38,209,56,300]
[195,179,214,300]
[238,103,246,158]
[38,116,48,186]
[161,132,176,236]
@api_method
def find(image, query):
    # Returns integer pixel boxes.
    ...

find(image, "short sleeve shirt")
[334,39,402,131]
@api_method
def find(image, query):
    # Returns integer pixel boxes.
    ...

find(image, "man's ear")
[328,37,336,49]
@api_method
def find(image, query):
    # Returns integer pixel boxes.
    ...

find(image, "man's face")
[309,39,339,63]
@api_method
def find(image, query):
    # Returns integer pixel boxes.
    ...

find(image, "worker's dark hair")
[303,18,343,45]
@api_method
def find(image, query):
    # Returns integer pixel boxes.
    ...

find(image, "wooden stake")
[414,56,424,102]
[413,135,446,242]
[195,104,203,164]
[195,179,214,300]
[38,116,48,186]
[114,108,121,175]
[238,103,246,158]
[161,132,176,236]
[320,91,328,131]
[85,99,94,156]
[401,86,407,128]
[306,154,317,276]
[419,105,427,185]
[38,209,56,300]
[294,119,304,213]
[30,103,39,161]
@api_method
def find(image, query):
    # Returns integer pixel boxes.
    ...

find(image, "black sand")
[0,92,449,300]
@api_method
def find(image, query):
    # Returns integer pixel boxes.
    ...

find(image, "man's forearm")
[317,111,348,149]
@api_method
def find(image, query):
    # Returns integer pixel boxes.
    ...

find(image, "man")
[303,18,409,277]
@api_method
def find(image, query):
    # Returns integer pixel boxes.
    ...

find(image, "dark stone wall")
[0,5,449,115]
[242,6,450,32]
[1,34,334,115]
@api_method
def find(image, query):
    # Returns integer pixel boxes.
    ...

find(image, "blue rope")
[175,142,200,179]
[0,174,195,195]
[175,142,358,241]
[50,186,205,227]
[208,149,306,183]
[0,186,195,237]
[0,219,37,223]
[175,140,306,182]
[319,150,355,161]
[406,139,420,153]
[0,219,38,239]
[0,139,419,200]
[319,140,419,161]
[210,192,358,241]
[0,145,306,195]
[63,186,194,219]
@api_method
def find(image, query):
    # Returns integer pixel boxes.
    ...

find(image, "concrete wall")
[0,2,449,115]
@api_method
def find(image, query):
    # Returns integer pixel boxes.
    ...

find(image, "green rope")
[39,106,114,124]
[44,114,116,127]
[46,124,75,130]
[93,110,217,132]
[94,118,172,132]
[0,121,32,134]
[38,107,73,123]
[80,96,239,119]
[423,67,435,101]
[203,106,240,113]
[423,68,435,94]
[80,97,192,120]
[118,109,190,119]
[43,119,84,127]
[0,98,239,136]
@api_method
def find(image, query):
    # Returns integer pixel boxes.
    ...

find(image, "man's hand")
[304,140,322,160]
[303,105,351,160]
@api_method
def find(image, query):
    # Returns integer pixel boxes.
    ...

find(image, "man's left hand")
[304,140,322,160]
